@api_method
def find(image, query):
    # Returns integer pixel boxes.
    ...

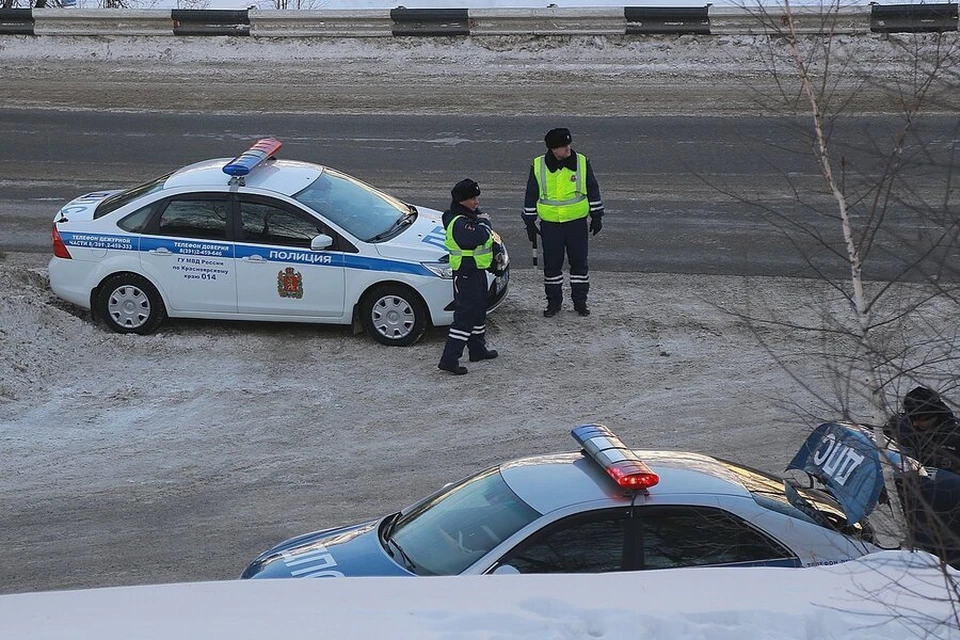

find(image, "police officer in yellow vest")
[438,179,499,375]
[523,128,604,317]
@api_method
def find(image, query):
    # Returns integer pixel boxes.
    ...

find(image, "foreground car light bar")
[571,424,660,490]
[223,138,283,177]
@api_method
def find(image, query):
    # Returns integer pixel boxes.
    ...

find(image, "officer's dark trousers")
[541,217,589,308]
[440,270,489,365]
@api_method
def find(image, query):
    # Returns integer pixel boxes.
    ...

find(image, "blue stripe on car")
[61,232,435,277]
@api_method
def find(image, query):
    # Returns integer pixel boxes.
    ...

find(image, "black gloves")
[589,216,603,236]
[525,220,539,243]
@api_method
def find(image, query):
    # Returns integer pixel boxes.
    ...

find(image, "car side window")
[637,505,793,569]
[155,198,228,240]
[497,509,630,574]
[239,200,328,249]
[118,202,161,233]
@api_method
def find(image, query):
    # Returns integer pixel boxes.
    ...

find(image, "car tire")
[97,273,166,335]
[360,284,427,347]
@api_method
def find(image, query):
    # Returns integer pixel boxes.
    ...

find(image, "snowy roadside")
[5,246,953,590]
[3,32,956,116]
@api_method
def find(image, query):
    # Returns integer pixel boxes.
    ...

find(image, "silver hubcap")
[107,285,150,329]
[371,294,415,340]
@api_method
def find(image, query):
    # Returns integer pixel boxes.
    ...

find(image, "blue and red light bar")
[223,138,283,177]
[571,424,660,490]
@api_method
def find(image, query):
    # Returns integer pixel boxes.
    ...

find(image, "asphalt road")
[2,109,958,280]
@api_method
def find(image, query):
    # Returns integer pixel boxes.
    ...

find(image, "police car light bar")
[571,424,660,490]
[222,138,283,177]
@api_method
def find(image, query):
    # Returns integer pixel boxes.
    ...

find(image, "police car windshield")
[93,173,173,220]
[293,168,409,242]
[387,467,540,576]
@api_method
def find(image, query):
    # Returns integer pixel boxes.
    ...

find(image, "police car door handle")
[150,247,172,255]
[242,254,266,263]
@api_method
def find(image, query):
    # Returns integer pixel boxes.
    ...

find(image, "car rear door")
[233,195,346,319]
[138,193,238,314]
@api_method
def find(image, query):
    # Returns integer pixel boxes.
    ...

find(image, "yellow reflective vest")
[444,215,494,270]
[533,153,590,223]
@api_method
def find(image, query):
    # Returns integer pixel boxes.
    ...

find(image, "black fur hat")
[451,178,481,202]
[544,128,572,149]
[904,386,952,419]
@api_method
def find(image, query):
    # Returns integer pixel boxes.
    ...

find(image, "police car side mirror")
[311,234,334,251]
[491,564,520,575]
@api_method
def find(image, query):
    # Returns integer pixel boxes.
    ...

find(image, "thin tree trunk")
[782,0,908,540]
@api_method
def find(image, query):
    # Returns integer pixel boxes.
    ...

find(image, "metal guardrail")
[625,7,710,35]
[1,4,958,38]
[390,7,469,36]
[871,3,960,32]
[172,8,250,36]
[708,5,877,35]
[0,8,34,35]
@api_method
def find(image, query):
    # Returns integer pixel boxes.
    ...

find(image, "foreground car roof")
[501,449,753,515]
[164,158,323,195]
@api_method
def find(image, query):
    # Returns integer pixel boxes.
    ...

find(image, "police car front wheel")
[97,273,166,335]
[360,284,427,347]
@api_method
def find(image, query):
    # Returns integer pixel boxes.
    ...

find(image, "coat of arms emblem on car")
[277,267,304,299]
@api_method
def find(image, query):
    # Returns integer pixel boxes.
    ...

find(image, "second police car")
[240,424,884,580]
[48,139,509,346]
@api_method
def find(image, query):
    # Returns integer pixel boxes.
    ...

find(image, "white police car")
[240,424,882,579]
[48,139,509,346]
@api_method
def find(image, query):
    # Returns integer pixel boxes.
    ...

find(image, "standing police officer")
[438,179,499,375]
[523,127,604,317]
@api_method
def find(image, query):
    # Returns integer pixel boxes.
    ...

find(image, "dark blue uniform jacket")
[443,201,492,273]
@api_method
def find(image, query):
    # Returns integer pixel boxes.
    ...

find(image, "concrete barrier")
[14,5,960,38]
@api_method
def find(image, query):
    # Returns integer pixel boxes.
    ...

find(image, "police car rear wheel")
[98,274,166,335]
[361,285,427,347]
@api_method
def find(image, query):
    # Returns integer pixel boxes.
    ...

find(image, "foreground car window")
[94,173,172,219]
[389,468,540,576]
[636,505,794,569]
[497,510,631,574]
[293,168,408,242]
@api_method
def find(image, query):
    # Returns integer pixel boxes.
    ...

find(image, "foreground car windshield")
[294,168,409,242]
[387,468,540,575]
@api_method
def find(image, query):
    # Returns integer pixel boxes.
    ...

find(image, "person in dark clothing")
[885,387,960,566]
[884,386,960,470]
[900,468,960,567]
[437,179,499,375]
[522,127,604,317]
